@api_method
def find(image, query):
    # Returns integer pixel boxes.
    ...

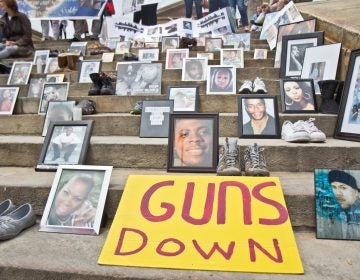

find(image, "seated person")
[0,0,34,59]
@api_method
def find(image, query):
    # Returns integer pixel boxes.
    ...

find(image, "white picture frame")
[7,62,32,85]
[165,48,189,70]
[182,58,208,81]
[220,48,244,68]
[207,65,236,94]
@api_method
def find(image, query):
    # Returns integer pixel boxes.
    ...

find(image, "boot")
[318,80,340,114]
[57,53,68,69]
[67,53,80,71]
[88,73,102,96]
[217,137,241,176]
[100,73,115,95]
[244,143,269,176]
[334,80,344,105]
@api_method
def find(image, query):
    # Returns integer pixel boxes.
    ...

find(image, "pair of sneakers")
[281,118,326,143]
[0,199,36,241]
[238,77,268,94]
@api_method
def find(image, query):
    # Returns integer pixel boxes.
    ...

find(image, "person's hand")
[73,200,96,227]
[5,41,16,46]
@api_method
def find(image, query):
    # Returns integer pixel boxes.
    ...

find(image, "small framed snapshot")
[220,48,244,68]
[44,57,60,74]
[315,168,360,240]
[39,164,113,235]
[27,78,46,97]
[280,32,324,79]
[139,100,174,138]
[301,43,341,94]
[145,42,158,48]
[38,82,70,115]
[106,37,120,50]
[101,52,115,63]
[280,79,317,113]
[165,49,189,69]
[161,36,179,52]
[167,113,219,173]
[223,34,239,47]
[36,120,94,171]
[197,52,214,60]
[0,87,19,115]
[33,50,50,65]
[138,48,159,62]
[115,41,131,54]
[205,37,222,52]
[115,62,162,96]
[68,41,87,55]
[182,58,207,81]
[78,60,102,83]
[254,49,268,60]
[238,95,280,138]
[167,85,199,112]
[131,38,145,49]
[46,74,65,83]
[207,65,236,94]
[335,49,360,142]
[236,33,251,51]
[42,101,75,137]
[7,62,32,85]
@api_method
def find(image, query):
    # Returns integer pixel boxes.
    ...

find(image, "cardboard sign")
[99,175,303,274]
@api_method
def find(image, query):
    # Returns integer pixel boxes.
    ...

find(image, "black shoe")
[88,73,102,96]
[100,73,115,95]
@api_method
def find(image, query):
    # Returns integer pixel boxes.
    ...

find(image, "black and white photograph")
[68,42,87,55]
[166,49,189,69]
[115,41,131,54]
[138,49,160,62]
[44,57,60,74]
[207,66,236,94]
[7,62,32,85]
[167,85,199,112]
[0,87,19,115]
[46,74,65,83]
[27,78,45,97]
[42,101,75,137]
[38,82,70,114]
[78,60,102,83]
[33,50,50,66]
[182,58,207,81]
[220,49,244,68]
[162,36,179,52]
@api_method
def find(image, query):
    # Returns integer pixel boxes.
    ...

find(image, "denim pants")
[209,0,231,13]
[0,43,19,59]
[184,0,203,19]
[229,0,249,26]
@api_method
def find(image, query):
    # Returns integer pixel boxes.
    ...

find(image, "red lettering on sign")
[248,238,283,263]
[156,238,185,256]
[193,240,235,260]
[114,227,147,256]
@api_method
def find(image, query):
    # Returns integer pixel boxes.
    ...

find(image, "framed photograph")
[165,49,189,70]
[138,48,159,62]
[27,78,45,97]
[167,85,199,112]
[161,36,179,52]
[280,32,324,79]
[33,50,50,65]
[36,120,94,171]
[145,42,159,48]
[220,48,244,68]
[131,38,145,49]
[197,52,214,60]
[42,101,75,137]
[7,62,32,85]
[101,52,115,63]
[315,168,360,240]
[0,87,19,115]
[139,100,174,138]
[207,65,236,94]
[167,113,219,172]
[274,19,317,68]
[38,82,70,114]
[254,49,268,59]
[78,60,101,83]
[39,164,113,235]
[238,95,280,138]
[301,43,342,94]
[115,62,162,96]
[205,37,222,52]
[335,49,360,141]
[68,41,87,55]
[106,37,120,50]
[197,33,210,47]
[280,79,317,113]
[236,33,251,51]
[115,41,131,54]
[46,74,65,83]
[44,57,60,74]
[182,58,207,81]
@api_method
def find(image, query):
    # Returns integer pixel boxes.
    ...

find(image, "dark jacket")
[243,114,276,135]
[0,11,34,57]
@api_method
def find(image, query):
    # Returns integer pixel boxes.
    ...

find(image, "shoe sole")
[238,89,252,94]
[0,219,36,241]
[282,135,311,143]
[245,170,270,176]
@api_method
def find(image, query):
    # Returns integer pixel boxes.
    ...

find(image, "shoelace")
[304,118,321,132]
[224,150,238,167]
[247,145,267,168]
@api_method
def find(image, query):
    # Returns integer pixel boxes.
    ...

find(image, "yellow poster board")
[98,175,303,274]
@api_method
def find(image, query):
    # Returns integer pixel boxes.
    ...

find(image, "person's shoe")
[0,199,16,216]
[281,120,311,143]
[88,73,102,96]
[130,100,143,115]
[301,118,326,143]
[253,77,267,94]
[0,203,36,241]
[217,137,242,176]
[238,80,253,94]
[100,72,115,95]
[244,143,269,176]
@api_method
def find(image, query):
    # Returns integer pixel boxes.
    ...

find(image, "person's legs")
[133,10,141,23]
[91,19,101,38]
[184,0,193,18]
[0,45,19,59]
[194,0,203,19]
[41,20,50,40]
[140,3,158,25]
[236,0,249,27]
[208,0,218,13]
[73,20,83,40]
[52,144,60,160]
[51,20,60,40]
[63,144,77,161]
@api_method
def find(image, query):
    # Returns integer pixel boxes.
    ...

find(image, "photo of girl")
[0,87,19,115]
[281,79,316,112]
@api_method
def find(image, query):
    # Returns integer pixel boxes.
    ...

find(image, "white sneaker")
[281,120,311,142]
[253,77,267,94]
[301,118,326,142]
[238,80,253,94]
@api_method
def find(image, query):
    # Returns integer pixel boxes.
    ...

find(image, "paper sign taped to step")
[98,175,303,274]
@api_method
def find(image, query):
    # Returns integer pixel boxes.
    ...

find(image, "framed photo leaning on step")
[334,48,360,142]
[0,87,19,115]
[7,61,32,85]
[78,60,102,83]
[39,164,112,235]
[38,82,70,115]
[167,85,199,112]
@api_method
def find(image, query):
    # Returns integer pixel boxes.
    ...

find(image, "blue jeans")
[229,0,249,26]
[209,0,230,13]
[0,43,19,59]
[184,0,203,19]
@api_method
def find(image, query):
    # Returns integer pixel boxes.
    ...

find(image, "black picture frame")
[167,85,199,112]
[139,100,174,138]
[280,32,324,79]
[334,48,360,142]
[167,113,219,173]
[280,78,317,113]
[238,95,280,138]
[36,120,94,171]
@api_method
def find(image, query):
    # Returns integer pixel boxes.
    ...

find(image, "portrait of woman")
[0,87,18,115]
[281,79,317,112]
[207,66,236,94]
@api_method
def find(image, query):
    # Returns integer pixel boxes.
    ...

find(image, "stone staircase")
[1,10,360,280]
